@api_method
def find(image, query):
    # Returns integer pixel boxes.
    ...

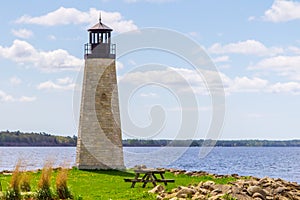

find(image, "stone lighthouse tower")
[76,16,124,169]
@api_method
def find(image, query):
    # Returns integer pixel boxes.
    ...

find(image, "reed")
[4,160,22,200]
[36,161,53,200]
[56,168,72,199]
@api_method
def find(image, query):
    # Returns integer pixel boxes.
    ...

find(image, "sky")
[0,0,299,140]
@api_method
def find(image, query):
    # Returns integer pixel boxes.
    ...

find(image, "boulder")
[176,186,196,197]
[148,185,165,194]
[203,181,215,190]
[253,192,266,200]
[134,164,147,169]
[274,186,286,194]
[208,194,224,200]
[247,186,267,197]
[212,184,232,194]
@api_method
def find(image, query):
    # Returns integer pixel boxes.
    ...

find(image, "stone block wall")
[76,58,124,169]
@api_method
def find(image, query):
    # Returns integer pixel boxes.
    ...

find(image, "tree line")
[1,131,299,147]
[0,130,77,146]
[123,139,300,147]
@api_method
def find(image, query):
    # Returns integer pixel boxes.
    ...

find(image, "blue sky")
[0,0,299,140]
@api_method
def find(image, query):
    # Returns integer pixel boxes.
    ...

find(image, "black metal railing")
[84,43,116,59]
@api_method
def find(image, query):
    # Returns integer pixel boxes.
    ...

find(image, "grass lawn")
[0,168,236,200]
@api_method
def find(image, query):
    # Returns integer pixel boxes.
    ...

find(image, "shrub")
[56,168,72,199]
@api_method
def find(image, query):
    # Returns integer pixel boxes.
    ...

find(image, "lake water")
[0,146,299,183]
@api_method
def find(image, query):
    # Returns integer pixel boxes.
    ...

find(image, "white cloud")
[140,92,158,97]
[19,96,37,102]
[0,90,36,102]
[263,0,300,22]
[10,76,22,86]
[213,56,230,63]
[226,76,269,94]
[56,77,73,85]
[0,90,15,102]
[15,7,138,33]
[119,67,300,95]
[269,82,300,94]
[48,35,56,40]
[248,16,256,21]
[0,40,83,72]
[288,46,300,54]
[37,77,75,91]
[11,29,33,39]
[248,55,300,81]
[208,40,283,56]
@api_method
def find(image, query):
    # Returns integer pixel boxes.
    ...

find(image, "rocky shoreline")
[149,168,300,200]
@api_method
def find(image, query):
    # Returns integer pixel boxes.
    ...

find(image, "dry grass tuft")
[56,168,72,199]
[36,161,53,200]
[38,161,53,190]
[10,160,22,192]
[5,159,22,200]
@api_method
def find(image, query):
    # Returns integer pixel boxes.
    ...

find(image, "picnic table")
[124,168,175,188]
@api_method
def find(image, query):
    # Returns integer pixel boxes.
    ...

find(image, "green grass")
[0,168,236,200]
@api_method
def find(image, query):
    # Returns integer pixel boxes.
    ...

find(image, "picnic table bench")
[124,168,175,188]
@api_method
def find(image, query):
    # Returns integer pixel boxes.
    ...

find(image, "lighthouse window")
[101,93,107,100]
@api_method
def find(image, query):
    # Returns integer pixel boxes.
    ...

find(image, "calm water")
[0,146,299,183]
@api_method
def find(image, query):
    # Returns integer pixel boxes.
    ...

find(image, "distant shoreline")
[1,131,300,147]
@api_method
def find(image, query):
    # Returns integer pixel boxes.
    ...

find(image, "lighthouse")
[76,16,124,169]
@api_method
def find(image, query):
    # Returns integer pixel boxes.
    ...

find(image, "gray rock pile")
[149,170,300,200]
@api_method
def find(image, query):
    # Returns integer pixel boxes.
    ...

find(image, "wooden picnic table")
[124,168,175,188]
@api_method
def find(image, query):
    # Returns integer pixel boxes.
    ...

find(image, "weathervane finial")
[99,12,102,24]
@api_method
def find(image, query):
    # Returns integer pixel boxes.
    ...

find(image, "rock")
[192,194,206,200]
[232,193,253,200]
[134,164,147,169]
[283,191,295,199]
[247,186,267,197]
[262,182,272,188]
[197,188,209,195]
[203,181,215,190]
[171,188,179,193]
[211,188,222,195]
[212,184,232,194]
[176,186,196,197]
[176,193,187,198]
[208,194,224,200]
[164,192,177,199]
[274,186,286,194]
[148,185,165,194]
[174,172,181,176]
[184,171,193,176]
[231,173,240,178]
[157,168,300,200]
[253,192,266,200]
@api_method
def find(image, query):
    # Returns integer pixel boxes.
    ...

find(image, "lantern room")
[84,16,116,59]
